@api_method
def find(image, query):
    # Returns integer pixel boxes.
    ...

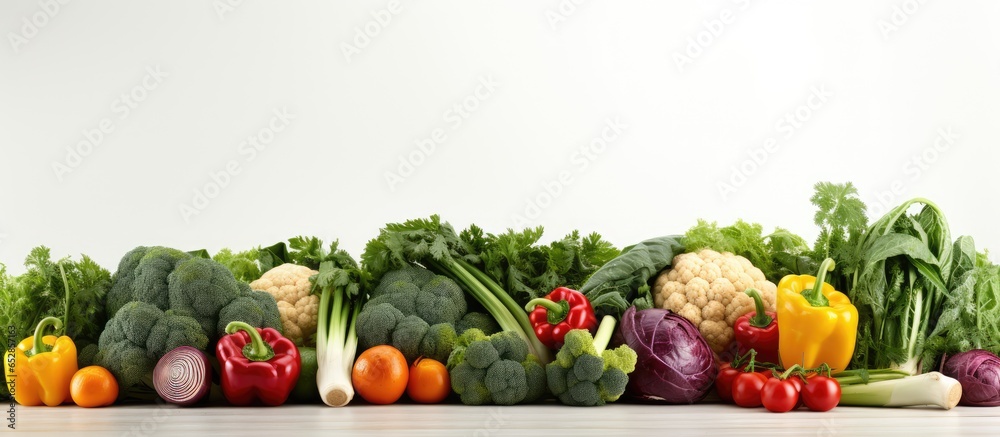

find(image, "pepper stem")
[801,258,835,307]
[225,321,275,362]
[593,315,617,355]
[744,288,773,328]
[524,298,570,325]
[27,317,62,357]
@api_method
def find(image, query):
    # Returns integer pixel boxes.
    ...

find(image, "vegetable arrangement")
[3,181,1000,413]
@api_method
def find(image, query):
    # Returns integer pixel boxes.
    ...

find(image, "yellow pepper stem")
[28,317,62,357]
[802,258,836,307]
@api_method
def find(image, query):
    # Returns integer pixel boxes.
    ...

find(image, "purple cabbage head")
[942,349,1000,406]
[617,306,717,403]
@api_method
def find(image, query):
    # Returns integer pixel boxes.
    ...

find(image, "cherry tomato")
[761,378,800,413]
[787,376,805,408]
[801,375,841,412]
[732,372,768,408]
[406,357,450,404]
[715,363,743,403]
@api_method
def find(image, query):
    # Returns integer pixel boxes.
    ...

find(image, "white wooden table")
[14,403,1000,436]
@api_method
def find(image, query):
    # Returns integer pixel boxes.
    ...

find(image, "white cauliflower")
[652,249,776,355]
[249,263,319,346]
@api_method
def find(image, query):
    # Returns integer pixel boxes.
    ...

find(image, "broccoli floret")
[106,247,189,315]
[96,301,208,399]
[489,330,527,362]
[456,312,500,335]
[356,302,405,345]
[450,362,490,405]
[546,316,638,406]
[447,329,548,405]
[393,315,431,358]
[485,360,528,405]
[415,276,466,324]
[357,266,493,362]
[598,368,630,402]
[421,323,458,361]
[522,355,548,402]
[216,290,282,340]
[465,340,501,369]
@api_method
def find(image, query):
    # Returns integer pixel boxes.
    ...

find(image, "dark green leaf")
[580,235,684,318]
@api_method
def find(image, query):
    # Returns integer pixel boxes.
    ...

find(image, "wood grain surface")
[13,403,1000,436]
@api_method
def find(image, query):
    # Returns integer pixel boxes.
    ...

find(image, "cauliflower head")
[250,263,319,346]
[652,249,776,355]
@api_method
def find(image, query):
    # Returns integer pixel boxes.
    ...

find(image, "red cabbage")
[942,349,1000,406]
[617,306,717,403]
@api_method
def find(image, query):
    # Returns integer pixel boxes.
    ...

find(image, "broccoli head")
[106,247,282,343]
[447,329,547,405]
[96,301,208,399]
[356,266,497,362]
[99,246,282,401]
[545,315,637,406]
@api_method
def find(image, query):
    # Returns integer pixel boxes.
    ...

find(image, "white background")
[2,0,998,273]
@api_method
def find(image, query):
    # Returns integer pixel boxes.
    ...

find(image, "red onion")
[153,346,211,406]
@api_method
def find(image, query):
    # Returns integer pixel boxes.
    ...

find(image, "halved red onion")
[153,346,211,406]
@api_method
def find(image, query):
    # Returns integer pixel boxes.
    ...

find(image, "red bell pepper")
[524,287,598,349]
[217,321,300,406]
[734,288,780,364]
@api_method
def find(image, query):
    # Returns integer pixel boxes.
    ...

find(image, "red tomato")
[787,376,805,408]
[715,364,743,403]
[761,378,800,413]
[801,375,841,412]
[732,372,768,408]
[406,357,450,404]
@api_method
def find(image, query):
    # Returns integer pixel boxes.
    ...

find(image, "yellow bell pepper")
[3,317,78,406]
[777,258,858,373]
